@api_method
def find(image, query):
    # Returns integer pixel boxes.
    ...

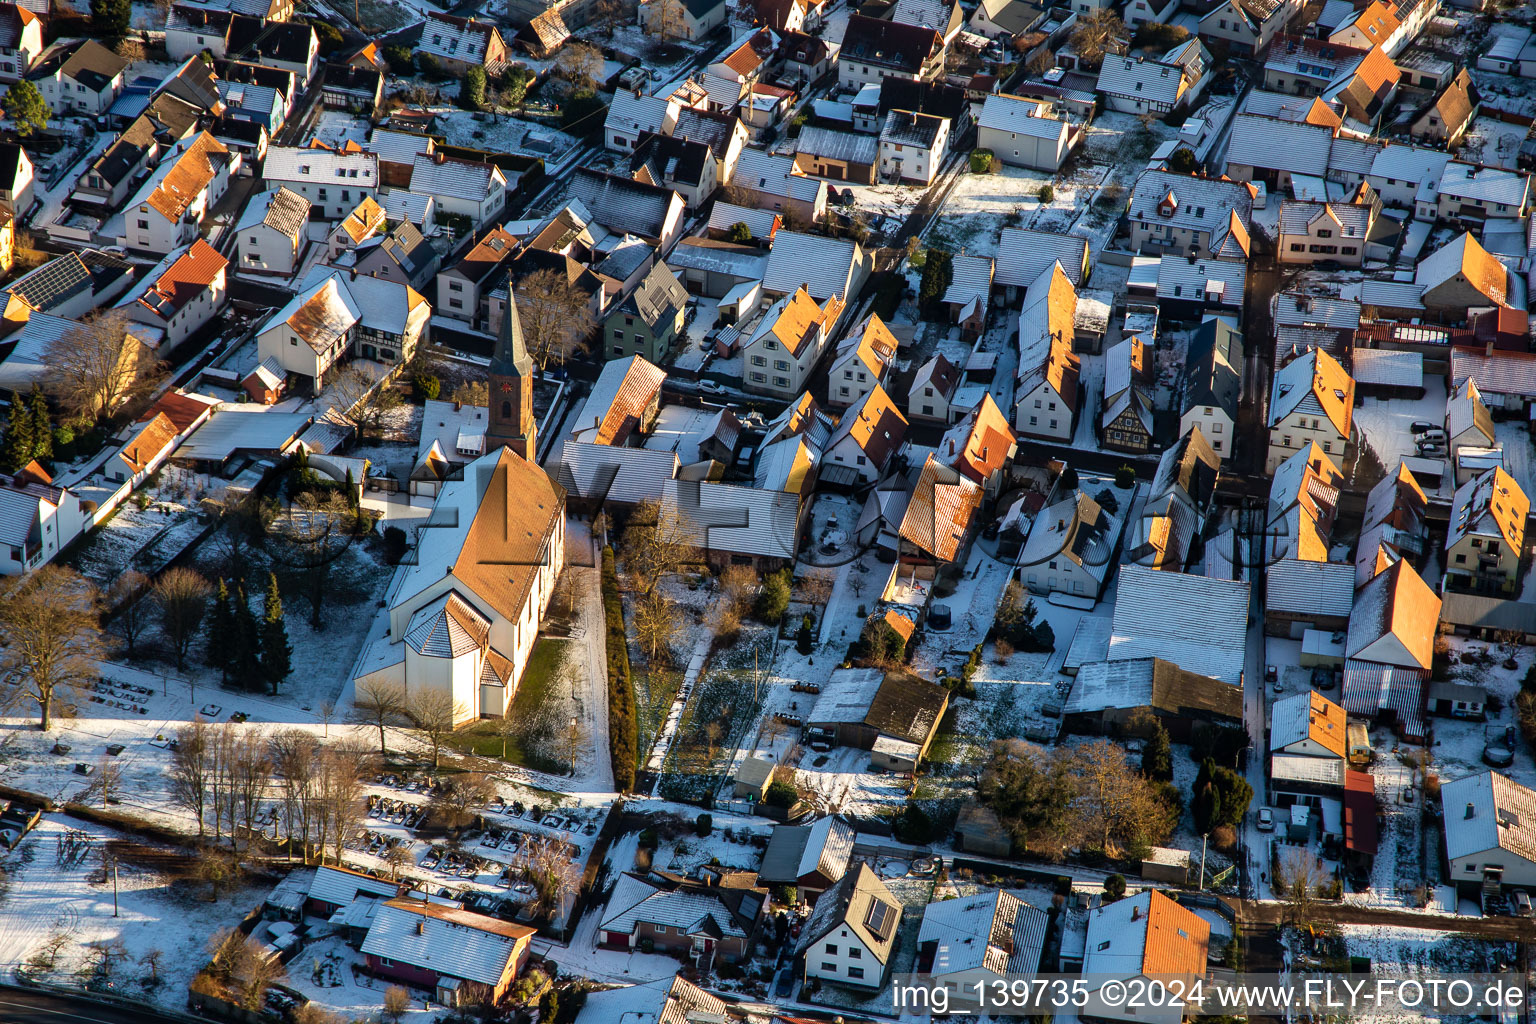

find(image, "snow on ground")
[430,109,582,161]
[1339,923,1509,972]
[1352,378,1448,490]
[0,816,260,1009]
[68,494,207,585]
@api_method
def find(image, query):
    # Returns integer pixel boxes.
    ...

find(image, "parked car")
[696,380,727,395]
[1257,807,1274,832]
[1410,421,1436,434]
[1513,889,1533,917]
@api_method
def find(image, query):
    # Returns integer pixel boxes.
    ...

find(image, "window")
[449,281,462,291]
[1290,243,1305,252]
[751,371,766,383]
[1322,441,1331,452]
[751,355,766,366]
[655,925,668,935]
[1049,419,1058,429]
[922,405,933,415]
[825,944,837,954]
[1029,416,1038,426]
[1455,553,1466,564]
[848,947,861,959]
[137,219,148,229]
[822,963,837,973]
[848,967,865,980]
[774,359,789,371]
[774,376,789,387]
[856,455,867,465]
[1212,422,1222,433]
[1282,435,1291,446]
[1317,228,1332,238]
[1341,246,1356,255]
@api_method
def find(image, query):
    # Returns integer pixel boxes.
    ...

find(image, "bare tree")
[195,845,238,902]
[847,571,869,601]
[1276,847,1328,928]
[1065,740,1174,858]
[228,728,273,845]
[107,570,151,659]
[206,929,283,1010]
[798,571,834,609]
[384,844,413,880]
[42,309,164,424]
[293,1006,345,1024]
[153,567,211,670]
[209,490,275,583]
[329,363,403,437]
[430,772,496,829]
[492,714,521,760]
[644,0,686,37]
[513,267,596,371]
[407,690,463,770]
[383,986,411,1024]
[269,492,363,629]
[1067,9,1125,70]
[138,948,164,987]
[317,698,335,738]
[79,753,124,807]
[351,679,407,756]
[552,40,604,93]
[517,835,581,919]
[0,565,110,731]
[316,740,371,865]
[621,497,697,597]
[564,715,589,775]
[169,718,213,836]
[449,380,489,406]
[632,592,679,663]
[270,728,320,861]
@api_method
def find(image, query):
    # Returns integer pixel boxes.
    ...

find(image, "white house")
[1079,891,1209,1024]
[118,133,238,255]
[878,109,949,185]
[1266,347,1354,473]
[235,187,309,277]
[908,353,960,423]
[1442,771,1536,890]
[1013,263,1080,442]
[741,286,844,398]
[0,467,87,575]
[1180,318,1243,460]
[355,447,565,725]
[255,267,430,391]
[122,239,228,348]
[26,39,126,115]
[409,153,508,228]
[0,4,44,84]
[1199,0,1301,55]
[975,94,1075,171]
[1269,690,1347,788]
[0,141,35,215]
[798,863,902,990]
[604,89,681,153]
[824,384,908,484]
[262,145,378,220]
[827,313,898,409]
[1018,489,1122,600]
[1096,45,1207,114]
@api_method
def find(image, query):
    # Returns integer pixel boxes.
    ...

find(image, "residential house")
[741,286,843,399]
[1411,68,1478,145]
[1446,466,1528,593]
[327,195,386,258]
[942,254,992,340]
[1270,690,1347,797]
[27,40,126,114]
[1199,0,1299,54]
[1265,347,1353,474]
[1181,319,1243,460]
[661,477,803,570]
[1101,334,1155,454]
[837,14,943,89]
[916,891,1048,997]
[806,668,949,771]
[1124,427,1221,571]
[355,447,564,724]
[1020,489,1123,600]
[0,141,33,215]
[262,145,378,219]
[824,384,907,485]
[569,169,686,250]
[940,392,1015,493]
[968,0,1044,37]
[1356,461,1429,587]
[908,354,960,423]
[878,109,949,185]
[368,127,434,187]
[707,201,779,243]
[1415,231,1511,312]
[0,4,43,83]
[360,899,534,1007]
[700,28,775,113]
[1,249,135,326]
[1264,440,1342,565]
[859,453,983,566]
[756,816,856,897]
[1278,197,1375,267]
[409,153,508,228]
[730,147,827,223]
[780,29,837,85]
[1124,0,1179,29]
[631,131,719,206]
[1096,45,1208,115]
[604,89,681,153]
[1222,111,1335,189]
[1127,170,1255,258]
[599,870,766,963]
[827,313,898,409]
[1012,263,1080,442]
[672,107,749,188]
[1430,161,1531,225]
[994,228,1090,293]
[254,267,429,390]
[235,186,309,276]
[416,12,509,75]
[761,229,867,303]
[1109,564,1250,685]
[1447,378,1495,459]
[118,133,237,255]
[976,94,1075,171]
[639,0,727,39]
[603,262,688,362]
[123,239,228,348]
[220,77,286,136]
[75,100,198,210]
[793,126,877,185]
[1441,771,1536,891]
[575,978,726,1024]
[435,227,517,328]
[1079,891,1209,1024]
[0,468,87,575]
[1329,0,1399,52]
[566,355,667,446]
[1324,45,1399,128]
[1344,557,1440,731]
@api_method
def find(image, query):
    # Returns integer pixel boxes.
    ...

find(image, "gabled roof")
[132,239,227,322]
[335,195,385,244]
[133,132,228,223]
[1016,263,1080,412]
[117,412,179,474]
[918,890,1048,976]
[1330,0,1398,44]
[1020,490,1120,582]
[573,355,667,446]
[1268,347,1353,437]
[799,862,902,963]
[840,13,940,73]
[1449,466,1528,555]
[898,453,983,561]
[830,383,907,469]
[620,261,688,329]
[941,392,1014,484]
[753,287,839,358]
[1442,771,1536,866]
[417,11,504,67]
[1097,53,1192,106]
[31,39,127,92]
[1109,565,1249,685]
[1182,318,1243,420]
[1270,690,1347,756]
[1416,231,1508,307]
[1447,378,1494,446]
[762,230,861,302]
[995,228,1088,287]
[1347,559,1440,670]
[1083,891,1209,981]
[569,168,680,242]
[360,898,533,986]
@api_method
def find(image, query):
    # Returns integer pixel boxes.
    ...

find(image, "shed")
[1426,681,1487,720]
[1140,846,1190,884]
[1301,628,1347,666]
[734,756,776,799]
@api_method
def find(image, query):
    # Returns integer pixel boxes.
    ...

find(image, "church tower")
[486,287,535,460]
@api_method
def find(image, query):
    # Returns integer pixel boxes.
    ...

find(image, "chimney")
[1466,802,1476,820]
[1487,341,1495,358]
[1131,904,1142,921]
[436,151,447,165]
[416,920,425,935]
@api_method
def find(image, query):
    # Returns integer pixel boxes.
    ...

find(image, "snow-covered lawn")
[1352,379,1449,494]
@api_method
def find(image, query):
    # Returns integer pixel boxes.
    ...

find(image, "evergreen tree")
[1141,720,1173,782]
[28,387,51,462]
[89,0,131,40]
[232,583,262,692]
[1,400,33,472]
[259,573,292,696]
[4,80,49,137]
[344,467,359,509]
[206,578,235,684]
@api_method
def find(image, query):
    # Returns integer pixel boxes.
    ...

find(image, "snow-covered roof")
[1155,255,1246,307]
[1266,557,1353,617]
[1436,160,1530,207]
[660,478,800,560]
[410,153,504,203]
[1443,771,1536,865]
[763,229,861,301]
[977,93,1067,138]
[1096,53,1187,105]
[263,145,378,188]
[1225,113,1333,176]
[360,898,533,986]
[1129,170,1254,244]
[1270,689,1347,756]
[918,890,1048,976]
[1350,347,1422,388]
[994,227,1088,287]
[307,865,399,908]
[1108,564,1248,685]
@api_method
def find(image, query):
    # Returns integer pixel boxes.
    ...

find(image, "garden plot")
[0,816,261,1014]
[69,496,208,586]
[1339,924,1511,973]
[431,109,581,161]
[655,624,776,803]
[307,112,373,150]
[283,934,435,1024]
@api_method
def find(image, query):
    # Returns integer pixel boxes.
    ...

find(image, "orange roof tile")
[1353,45,1400,95]
[947,392,1015,484]
[139,391,218,433]
[898,454,983,561]
[1141,891,1210,979]
[849,314,899,377]
[452,449,565,627]
[144,132,228,223]
[1456,231,1509,307]
[1340,0,1399,44]
[1305,690,1347,757]
[337,195,386,243]
[135,238,227,321]
[1311,347,1355,439]
[592,357,667,446]
[118,412,178,474]
[1304,97,1343,129]
[767,287,838,358]
[842,383,908,467]
[880,609,916,642]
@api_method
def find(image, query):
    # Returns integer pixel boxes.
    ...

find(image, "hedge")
[602,546,638,792]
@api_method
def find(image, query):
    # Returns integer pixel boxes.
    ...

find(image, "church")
[353,292,566,725]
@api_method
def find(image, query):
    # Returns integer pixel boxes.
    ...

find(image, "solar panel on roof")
[865,898,895,939]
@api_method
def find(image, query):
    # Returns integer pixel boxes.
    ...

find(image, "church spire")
[486,286,535,460]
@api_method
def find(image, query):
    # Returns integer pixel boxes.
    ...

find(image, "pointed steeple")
[486,287,536,460]
[491,286,533,378]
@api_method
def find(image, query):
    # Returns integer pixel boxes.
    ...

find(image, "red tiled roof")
[139,391,218,432]
[135,238,227,321]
